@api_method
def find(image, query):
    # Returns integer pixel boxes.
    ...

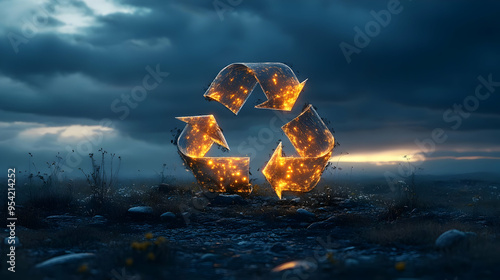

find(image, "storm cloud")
[1,0,499,180]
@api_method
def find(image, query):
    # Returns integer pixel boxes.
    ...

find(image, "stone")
[344,258,359,267]
[435,229,476,250]
[200,253,220,261]
[46,214,76,220]
[296,208,315,218]
[307,216,337,230]
[89,215,107,227]
[160,212,176,221]
[128,206,153,214]
[35,253,95,269]
[128,206,154,221]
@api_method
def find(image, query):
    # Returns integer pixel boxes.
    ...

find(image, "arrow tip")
[176,115,229,150]
[254,79,307,111]
[262,142,287,199]
[275,189,283,200]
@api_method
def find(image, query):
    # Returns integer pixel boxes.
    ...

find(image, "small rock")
[46,214,76,220]
[4,237,21,247]
[128,206,153,214]
[237,241,252,247]
[89,215,107,227]
[291,197,301,203]
[344,258,359,267]
[160,212,176,222]
[343,246,356,251]
[200,253,220,261]
[128,206,154,221]
[210,194,247,206]
[435,229,476,250]
[307,216,337,230]
[35,253,95,269]
[297,208,315,217]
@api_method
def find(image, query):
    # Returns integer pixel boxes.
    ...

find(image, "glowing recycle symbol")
[176,63,334,198]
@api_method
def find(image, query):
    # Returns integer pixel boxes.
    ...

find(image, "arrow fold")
[176,115,251,193]
[204,63,307,115]
[262,105,335,198]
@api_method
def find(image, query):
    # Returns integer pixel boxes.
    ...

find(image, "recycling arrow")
[262,105,335,198]
[175,62,335,198]
[204,63,307,115]
[176,115,251,193]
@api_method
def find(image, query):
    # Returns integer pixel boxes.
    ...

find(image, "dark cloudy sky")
[1,0,499,182]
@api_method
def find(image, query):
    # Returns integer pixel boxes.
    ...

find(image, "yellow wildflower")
[147,252,156,261]
[131,241,151,251]
[154,236,166,245]
[327,252,336,264]
[395,261,406,271]
[77,263,88,273]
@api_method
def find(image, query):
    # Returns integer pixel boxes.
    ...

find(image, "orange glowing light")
[176,115,251,193]
[262,105,335,198]
[204,63,307,115]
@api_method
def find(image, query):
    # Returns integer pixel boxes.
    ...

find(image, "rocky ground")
[1,180,500,280]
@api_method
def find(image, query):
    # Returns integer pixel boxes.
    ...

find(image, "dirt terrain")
[1,178,499,280]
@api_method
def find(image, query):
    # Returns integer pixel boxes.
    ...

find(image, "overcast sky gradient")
[1,0,499,182]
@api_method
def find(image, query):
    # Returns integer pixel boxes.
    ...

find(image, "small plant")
[24,152,65,197]
[471,195,481,217]
[381,155,423,221]
[155,163,175,184]
[398,155,420,209]
[80,148,121,213]
[20,152,72,215]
